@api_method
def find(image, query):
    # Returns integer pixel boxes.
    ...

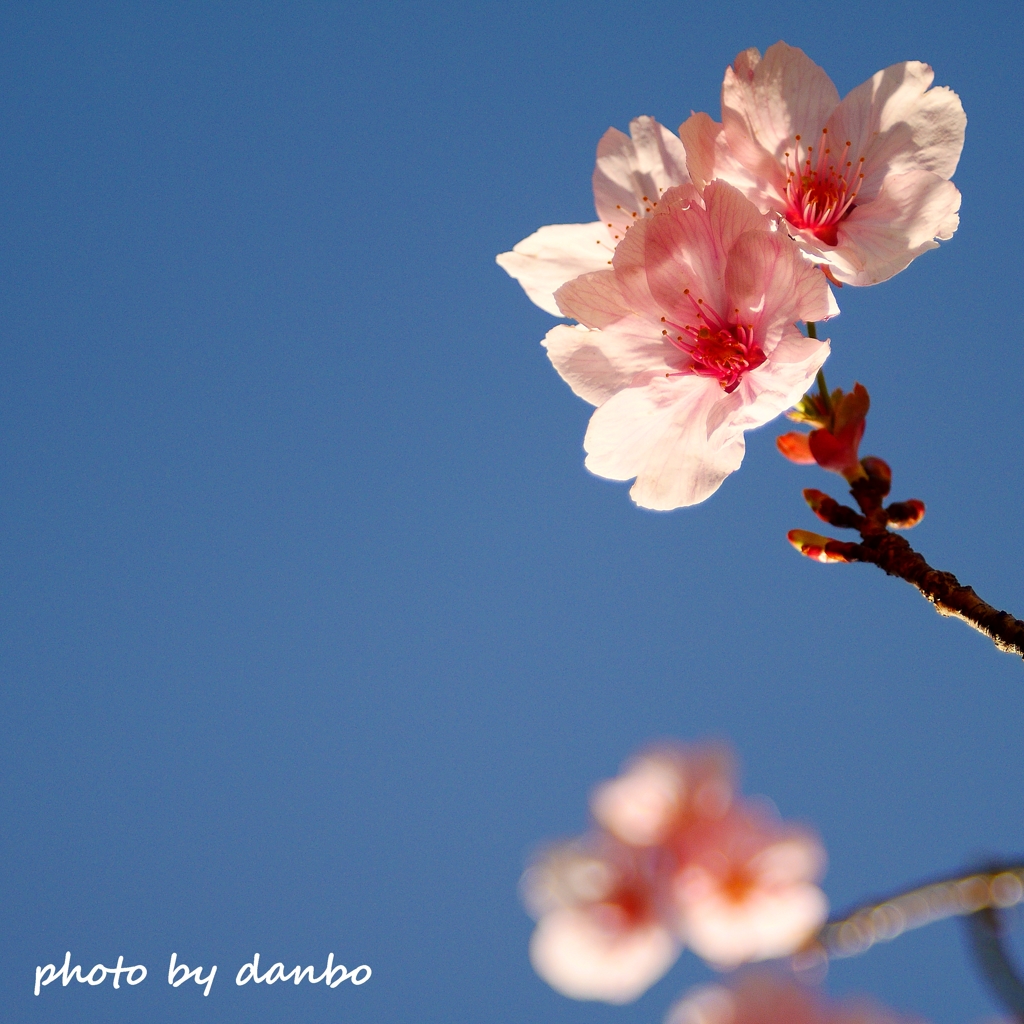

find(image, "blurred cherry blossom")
[665,972,928,1024]
[522,837,681,1003]
[680,42,965,286]
[522,742,828,1003]
[671,804,828,967]
[591,744,734,847]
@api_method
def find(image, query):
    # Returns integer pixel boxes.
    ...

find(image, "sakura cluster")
[521,742,828,1004]
[497,43,965,510]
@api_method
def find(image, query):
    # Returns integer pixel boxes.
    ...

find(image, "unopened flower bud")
[859,456,892,493]
[776,432,816,464]
[787,530,855,564]
[802,488,832,518]
[808,419,866,480]
[886,499,925,529]
[801,489,863,529]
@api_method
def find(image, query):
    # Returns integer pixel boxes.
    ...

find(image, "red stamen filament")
[661,295,765,393]
[783,129,864,247]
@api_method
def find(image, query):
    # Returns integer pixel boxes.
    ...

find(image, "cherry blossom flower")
[680,42,965,286]
[522,742,830,1002]
[522,839,680,1004]
[496,116,689,315]
[591,744,734,848]
[670,803,828,967]
[665,972,928,1024]
[547,180,835,509]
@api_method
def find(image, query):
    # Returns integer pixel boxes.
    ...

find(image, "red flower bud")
[776,432,816,464]
[787,530,856,564]
[886,499,925,529]
[860,456,892,488]
[808,418,866,479]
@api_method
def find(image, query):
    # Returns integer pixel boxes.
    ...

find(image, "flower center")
[718,865,757,904]
[783,129,864,247]
[661,294,766,394]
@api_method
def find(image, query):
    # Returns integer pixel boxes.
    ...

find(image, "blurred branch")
[799,864,1024,961]
[964,906,1024,1020]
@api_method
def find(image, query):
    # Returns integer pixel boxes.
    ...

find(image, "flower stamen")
[783,129,865,246]
[661,296,766,393]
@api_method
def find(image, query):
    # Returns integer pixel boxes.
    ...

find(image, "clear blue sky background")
[2,3,1023,1023]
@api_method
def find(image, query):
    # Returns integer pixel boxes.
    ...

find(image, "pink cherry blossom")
[548,180,835,509]
[670,803,828,967]
[522,839,680,1003]
[665,972,928,1024]
[496,116,689,315]
[522,742,831,1002]
[680,42,965,286]
[591,744,734,848]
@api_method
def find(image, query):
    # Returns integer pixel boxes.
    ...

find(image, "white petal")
[591,759,686,847]
[583,374,746,510]
[594,116,690,238]
[749,837,827,885]
[681,880,828,968]
[826,61,966,196]
[830,171,961,285]
[530,908,680,1004]
[542,323,675,406]
[497,222,611,316]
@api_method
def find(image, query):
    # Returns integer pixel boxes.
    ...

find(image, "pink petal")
[554,269,634,329]
[728,328,829,432]
[542,323,675,406]
[496,222,612,316]
[642,181,767,323]
[678,111,770,209]
[610,198,675,314]
[677,112,722,190]
[724,231,836,342]
[594,116,690,240]
[831,171,961,285]
[583,374,746,510]
[721,42,839,188]
[667,977,822,1024]
[826,61,966,198]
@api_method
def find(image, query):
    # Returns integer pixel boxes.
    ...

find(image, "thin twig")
[808,470,1024,659]
[803,864,1024,960]
[851,533,1024,657]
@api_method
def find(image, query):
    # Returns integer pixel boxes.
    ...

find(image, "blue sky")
[2,3,1023,1023]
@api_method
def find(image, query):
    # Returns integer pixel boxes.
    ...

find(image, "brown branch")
[851,533,1024,658]
[798,463,1024,660]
